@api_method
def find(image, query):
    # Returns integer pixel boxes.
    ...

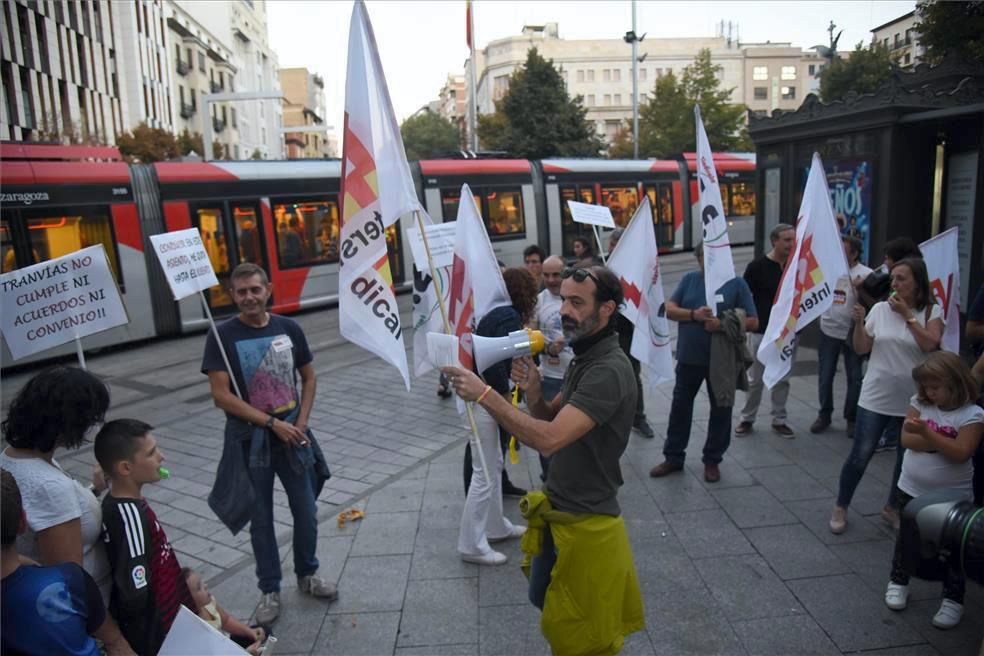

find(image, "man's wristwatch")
[265,416,275,430]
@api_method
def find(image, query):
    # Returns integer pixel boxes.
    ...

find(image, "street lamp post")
[201,90,285,161]
[624,2,646,159]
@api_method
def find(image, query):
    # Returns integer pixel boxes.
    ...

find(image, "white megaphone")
[472,329,546,374]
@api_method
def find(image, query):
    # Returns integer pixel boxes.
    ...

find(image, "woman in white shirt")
[829,258,943,535]
[0,367,113,600]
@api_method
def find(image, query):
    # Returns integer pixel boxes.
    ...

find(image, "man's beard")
[562,309,600,342]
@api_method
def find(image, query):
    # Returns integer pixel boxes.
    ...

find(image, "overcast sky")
[268,0,915,138]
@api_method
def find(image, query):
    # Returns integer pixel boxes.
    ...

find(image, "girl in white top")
[0,367,114,602]
[884,352,983,630]
[829,258,944,535]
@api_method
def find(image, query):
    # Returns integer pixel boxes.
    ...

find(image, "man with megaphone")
[442,265,645,655]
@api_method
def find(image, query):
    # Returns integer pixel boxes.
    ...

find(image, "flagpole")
[414,210,492,482]
[592,225,607,265]
[467,1,478,151]
[199,290,243,399]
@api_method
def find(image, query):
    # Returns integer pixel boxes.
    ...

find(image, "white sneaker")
[931,598,963,629]
[488,524,527,543]
[460,550,507,566]
[884,582,909,610]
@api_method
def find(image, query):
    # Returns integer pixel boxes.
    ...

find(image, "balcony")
[210,80,223,93]
[176,60,191,76]
[180,103,196,119]
[213,118,226,133]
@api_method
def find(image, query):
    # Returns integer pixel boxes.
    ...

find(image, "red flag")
[465,1,473,50]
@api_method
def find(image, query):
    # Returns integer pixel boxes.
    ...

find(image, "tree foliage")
[916,0,984,66]
[818,42,894,102]
[400,110,461,159]
[606,124,635,159]
[633,49,749,159]
[116,123,179,162]
[477,48,604,159]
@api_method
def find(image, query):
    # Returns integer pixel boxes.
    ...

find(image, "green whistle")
[158,466,170,480]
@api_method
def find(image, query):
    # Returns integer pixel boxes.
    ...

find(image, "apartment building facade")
[464,23,823,145]
[279,66,329,159]
[437,73,467,149]
[871,11,925,69]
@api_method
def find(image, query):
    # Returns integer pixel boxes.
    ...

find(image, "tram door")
[190,200,267,312]
[645,182,676,248]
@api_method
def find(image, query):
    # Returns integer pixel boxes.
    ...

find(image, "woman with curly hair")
[0,367,113,600]
[459,267,538,565]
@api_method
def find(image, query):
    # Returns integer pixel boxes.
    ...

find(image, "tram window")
[271,197,340,268]
[1,218,14,273]
[194,207,233,307]
[440,187,524,239]
[645,183,676,248]
[234,206,263,265]
[599,185,638,227]
[728,182,756,217]
[559,185,596,257]
[16,209,121,284]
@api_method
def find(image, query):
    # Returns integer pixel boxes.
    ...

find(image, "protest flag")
[694,105,736,314]
[448,183,511,377]
[607,197,674,386]
[339,1,423,391]
[919,227,960,353]
[758,152,849,388]
[411,212,453,377]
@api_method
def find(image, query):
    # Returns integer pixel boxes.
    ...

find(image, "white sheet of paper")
[567,200,616,228]
[158,605,248,655]
[407,222,457,270]
[427,332,460,369]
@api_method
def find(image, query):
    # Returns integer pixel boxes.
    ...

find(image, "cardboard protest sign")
[159,605,248,655]
[407,221,456,270]
[149,228,220,300]
[1,245,128,360]
[567,200,616,228]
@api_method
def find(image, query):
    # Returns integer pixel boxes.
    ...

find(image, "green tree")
[916,0,984,66]
[116,123,179,162]
[818,42,894,101]
[400,110,461,159]
[606,124,635,159]
[477,48,604,159]
[636,50,749,158]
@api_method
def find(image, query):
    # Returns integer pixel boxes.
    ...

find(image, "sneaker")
[255,592,280,625]
[884,582,909,610]
[829,506,847,534]
[461,550,507,566]
[297,575,339,602]
[881,505,900,531]
[734,421,753,436]
[810,416,831,434]
[649,461,684,478]
[772,423,795,438]
[489,524,527,543]
[633,418,655,439]
[501,482,528,498]
[932,598,964,629]
[875,437,898,453]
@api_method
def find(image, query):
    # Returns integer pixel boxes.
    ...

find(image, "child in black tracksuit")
[96,419,195,655]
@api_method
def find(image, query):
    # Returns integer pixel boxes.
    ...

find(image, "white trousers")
[458,404,515,556]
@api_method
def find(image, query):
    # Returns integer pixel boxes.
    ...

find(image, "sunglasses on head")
[561,267,617,302]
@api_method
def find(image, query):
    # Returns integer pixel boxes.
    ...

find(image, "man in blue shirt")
[649,244,758,482]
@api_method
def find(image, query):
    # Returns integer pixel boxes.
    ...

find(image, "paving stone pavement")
[3,245,982,655]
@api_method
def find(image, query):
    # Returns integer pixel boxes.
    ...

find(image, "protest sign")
[407,221,456,270]
[1,245,128,361]
[567,200,616,228]
[159,605,248,655]
[149,228,220,300]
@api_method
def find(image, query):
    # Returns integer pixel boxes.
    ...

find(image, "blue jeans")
[663,363,732,466]
[244,437,320,593]
[817,332,863,422]
[836,406,903,509]
[528,523,556,609]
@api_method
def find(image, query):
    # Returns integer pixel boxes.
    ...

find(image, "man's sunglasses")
[561,267,617,302]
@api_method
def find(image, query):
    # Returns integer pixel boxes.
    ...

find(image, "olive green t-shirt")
[545,332,637,516]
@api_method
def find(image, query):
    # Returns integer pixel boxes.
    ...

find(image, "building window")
[808,64,816,75]
[883,37,889,49]
[576,69,584,82]
[493,75,509,100]
[586,69,594,82]
[894,32,901,48]
[198,51,205,72]
[904,53,911,65]
[613,93,621,105]
[603,69,610,82]
[603,94,611,106]
[754,87,767,100]
[613,69,620,82]
[639,68,647,81]
[753,66,768,80]
[781,66,796,80]
[781,86,795,100]
[904,28,913,45]
[586,94,595,106]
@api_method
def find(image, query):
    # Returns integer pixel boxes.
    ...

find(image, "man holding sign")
[201,263,335,625]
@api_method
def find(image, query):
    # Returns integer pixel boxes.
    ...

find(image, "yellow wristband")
[476,385,492,404]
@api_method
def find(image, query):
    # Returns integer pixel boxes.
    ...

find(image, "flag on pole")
[465,0,473,49]
[694,105,736,315]
[607,197,674,386]
[448,184,510,375]
[339,1,423,391]
[758,152,849,388]
[919,227,960,353]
